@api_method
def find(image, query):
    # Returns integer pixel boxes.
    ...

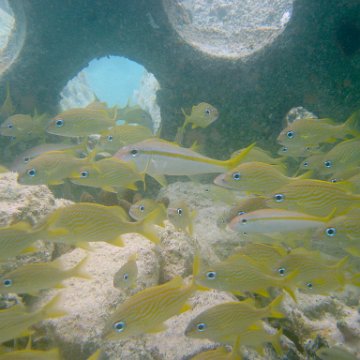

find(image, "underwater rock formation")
[2,0,360,156]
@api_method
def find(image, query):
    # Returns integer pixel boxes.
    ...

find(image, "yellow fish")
[181,103,219,130]
[190,346,234,360]
[214,161,310,194]
[17,150,88,186]
[185,295,284,344]
[266,179,360,216]
[69,157,143,192]
[228,208,334,234]
[113,254,138,290]
[0,348,60,360]
[37,202,166,247]
[195,254,296,298]
[273,248,349,295]
[129,198,159,221]
[0,294,65,344]
[10,143,85,173]
[97,124,153,154]
[0,256,89,294]
[277,115,359,148]
[167,200,196,236]
[0,222,40,261]
[103,275,195,340]
[0,113,47,143]
[47,104,116,137]
[115,138,255,186]
[118,105,153,130]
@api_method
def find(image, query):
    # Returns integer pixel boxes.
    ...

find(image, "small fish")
[175,103,219,144]
[181,103,219,130]
[37,202,166,248]
[115,138,255,186]
[266,179,360,216]
[0,113,46,143]
[17,150,88,185]
[10,143,84,173]
[314,138,360,177]
[273,248,349,295]
[316,346,358,360]
[113,254,138,289]
[129,198,159,221]
[185,295,284,344]
[0,348,61,360]
[0,294,65,344]
[194,254,296,298]
[277,143,322,158]
[69,157,144,192]
[277,115,359,148]
[103,275,195,340]
[0,256,89,294]
[118,105,153,130]
[228,208,335,234]
[47,104,116,137]
[214,162,310,194]
[97,124,154,154]
[167,200,196,236]
[0,222,40,261]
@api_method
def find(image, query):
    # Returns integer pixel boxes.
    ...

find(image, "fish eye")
[130,149,139,157]
[306,282,313,289]
[139,205,145,212]
[238,211,245,215]
[303,161,309,167]
[113,321,126,333]
[80,170,89,178]
[10,136,16,141]
[55,119,64,128]
[330,178,338,183]
[286,130,295,139]
[204,108,211,115]
[277,267,286,276]
[3,279,12,287]
[206,271,216,280]
[107,135,113,142]
[27,168,36,177]
[196,323,207,332]
[24,157,30,163]
[324,160,332,168]
[241,218,247,224]
[7,123,13,129]
[232,172,241,181]
[274,193,285,202]
[325,227,336,237]
[177,208,183,216]
[281,146,288,152]
[123,273,129,281]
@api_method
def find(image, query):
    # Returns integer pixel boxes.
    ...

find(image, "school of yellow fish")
[0,87,359,360]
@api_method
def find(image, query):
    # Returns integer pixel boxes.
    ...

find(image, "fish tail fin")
[344,109,360,133]
[138,205,167,243]
[268,294,285,318]
[282,269,300,302]
[294,170,313,180]
[225,142,256,170]
[41,294,67,319]
[272,328,284,355]
[191,253,209,291]
[69,255,92,280]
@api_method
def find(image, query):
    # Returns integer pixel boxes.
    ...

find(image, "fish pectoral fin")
[148,323,167,333]
[102,186,117,193]
[108,236,124,247]
[151,174,167,187]
[179,303,192,313]
[76,241,93,251]
[256,288,270,297]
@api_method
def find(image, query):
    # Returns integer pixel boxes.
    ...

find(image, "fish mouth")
[213,174,229,188]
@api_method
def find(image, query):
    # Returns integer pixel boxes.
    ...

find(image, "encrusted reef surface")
[1,174,359,359]
[2,0,360,156]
